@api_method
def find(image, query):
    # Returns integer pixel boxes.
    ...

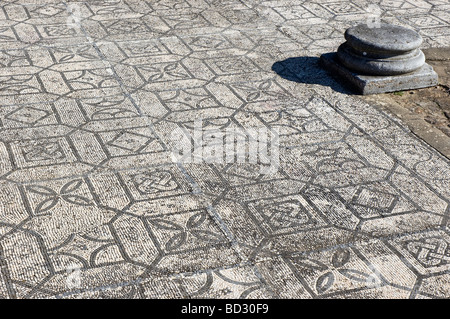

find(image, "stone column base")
[320,52,439,95]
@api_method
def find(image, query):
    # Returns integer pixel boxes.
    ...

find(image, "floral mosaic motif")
[321,3,365,15]
[43,25,78,37]
[0,50,30,67]
[80,95,139,120]
[175,267,274,298]
[0,75,42,95]
[138,62,191,82]
[26,180,94,215]
[232,80,291,102]
[122,42,164,56]
[29,4,67,18]
[6,106,51,125]
[104,20,150,34]
[107,131,155,152]
[187,36,228,50]
[210,56,258,74]
[65,69,118,90]
[146,210,227,252]
[50,45,100,63]
[291,248,383,296]
[21,141,65,162]
[159,88,221,110]
[162,13,209,29]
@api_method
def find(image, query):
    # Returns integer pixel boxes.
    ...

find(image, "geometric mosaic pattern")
[0,0,449,298]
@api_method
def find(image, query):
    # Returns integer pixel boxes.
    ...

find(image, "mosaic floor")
[0,0,449,298]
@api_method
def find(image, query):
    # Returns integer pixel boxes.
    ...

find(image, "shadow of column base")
[272,56,357,95]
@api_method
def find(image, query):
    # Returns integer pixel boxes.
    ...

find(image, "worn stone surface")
[0,0,449,299]
[345,23,423,54]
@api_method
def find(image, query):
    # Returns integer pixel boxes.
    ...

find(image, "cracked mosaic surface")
[0,0,449,299]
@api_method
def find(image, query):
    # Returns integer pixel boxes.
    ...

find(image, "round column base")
[337,43,426,76]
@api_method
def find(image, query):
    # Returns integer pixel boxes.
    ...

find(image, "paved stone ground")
[0,0,449,299]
